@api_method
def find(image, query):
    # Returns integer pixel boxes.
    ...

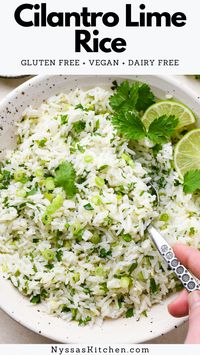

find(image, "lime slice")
[174,129,200,178]
[142,100,196,130]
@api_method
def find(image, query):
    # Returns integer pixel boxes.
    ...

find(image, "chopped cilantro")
[99,248,112,258]
[60,114,68,125]
[78,316,91,326]
[128,262,138,273]
[56,249,63,262]
[83,203,94,211]
[0,170,12,190]
[38,138,47,147]
[75,104,84,110]
[125,308,134,318]
[30,294,41,304]
[150,278,159,294]
[73,121,86,133]
[61,305,70,313]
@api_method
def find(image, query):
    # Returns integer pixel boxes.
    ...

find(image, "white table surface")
[0,75,199,344]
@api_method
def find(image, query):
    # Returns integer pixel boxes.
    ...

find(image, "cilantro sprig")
[183,170,200,193]
[112,112,146,141]
[109,80,155,113]
[147,115,179,144]
[109,80,179,145]
[112,112,179,144]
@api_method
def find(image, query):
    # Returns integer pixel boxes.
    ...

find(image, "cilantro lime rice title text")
[14,3,187,53]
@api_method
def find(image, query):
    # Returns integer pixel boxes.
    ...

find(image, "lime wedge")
[174,129,200,178]
[142,100,196,130]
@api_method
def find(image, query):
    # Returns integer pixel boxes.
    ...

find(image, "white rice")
[0,87,200,325]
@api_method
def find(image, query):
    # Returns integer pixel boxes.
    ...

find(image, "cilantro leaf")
[109,80,155,113]
[183,170,200,193]
[150,278,159,294]
[135,83,155,112]
[147,115,179,144]
[112,112,146,141]
[109,81,139,113]
[54,162,77,198]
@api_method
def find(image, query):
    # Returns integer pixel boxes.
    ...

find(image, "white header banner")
[0,0,200,74]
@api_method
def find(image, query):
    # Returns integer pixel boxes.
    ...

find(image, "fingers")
[185,291,200,344]
[168,289,189,317]
[173,244,200,279]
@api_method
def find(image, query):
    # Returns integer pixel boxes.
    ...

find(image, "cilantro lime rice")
[0,83,200,325]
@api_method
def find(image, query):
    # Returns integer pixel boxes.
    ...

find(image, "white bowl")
[0,75,200,344]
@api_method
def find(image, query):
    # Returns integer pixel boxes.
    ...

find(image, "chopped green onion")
[44,192,54,201]
[35,168,44,177]
[71,308,78,320]
[14,171,28,184]
[26,188,38,197]
[38,138,47,147]
[84,155,94,163]
[45,177,55,191]
[91,195,102,206]
[41,249,55,261]
[90,234,101,244]
[122,234,132,242]
[120,276,130,288]
[95,177,105,187]
[121,153,135,168]
[159,213,169,222]
[138,271,145,282]
[73,272,80,282]
[95,266,105,276]
[46,194,64,215]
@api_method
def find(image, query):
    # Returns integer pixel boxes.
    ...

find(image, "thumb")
[185,291,200,344]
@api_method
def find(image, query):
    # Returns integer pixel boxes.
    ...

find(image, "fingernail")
[188,291,200,308]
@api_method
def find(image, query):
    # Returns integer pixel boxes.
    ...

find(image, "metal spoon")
[147,183,200,292]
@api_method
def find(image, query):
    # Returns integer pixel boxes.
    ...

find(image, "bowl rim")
[0,74,195,343]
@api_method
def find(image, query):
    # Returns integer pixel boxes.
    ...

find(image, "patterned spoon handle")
[148,226,200,292]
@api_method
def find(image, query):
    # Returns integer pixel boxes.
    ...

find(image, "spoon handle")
[148,226,200,292]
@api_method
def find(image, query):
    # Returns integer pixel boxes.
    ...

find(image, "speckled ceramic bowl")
[0,75,200,343]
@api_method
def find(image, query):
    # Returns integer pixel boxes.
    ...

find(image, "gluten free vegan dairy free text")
[14,3,187,53]
[20,59,180,67]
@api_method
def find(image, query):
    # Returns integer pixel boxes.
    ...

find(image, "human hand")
[168,244,200,344]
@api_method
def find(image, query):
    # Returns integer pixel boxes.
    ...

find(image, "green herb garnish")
[112,112,178,144]
[183,169,200,193]
[109,80,155,113]
[54,162,77,198]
